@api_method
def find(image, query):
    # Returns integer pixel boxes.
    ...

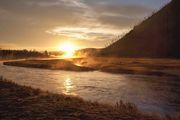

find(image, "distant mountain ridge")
[101,0,180,58]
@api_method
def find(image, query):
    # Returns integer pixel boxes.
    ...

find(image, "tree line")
[0,49,49,59]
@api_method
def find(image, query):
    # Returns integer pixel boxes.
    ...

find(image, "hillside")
[101,0,180,58]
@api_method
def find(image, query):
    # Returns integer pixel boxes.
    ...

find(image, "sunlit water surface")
[0,63,180,114]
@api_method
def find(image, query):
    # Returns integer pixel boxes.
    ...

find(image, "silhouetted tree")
[44,50,49,56]
[0,49,48,59]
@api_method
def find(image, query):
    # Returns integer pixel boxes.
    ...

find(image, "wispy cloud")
[47,26,129,41]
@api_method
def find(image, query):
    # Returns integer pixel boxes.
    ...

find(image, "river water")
[0,63,180,114]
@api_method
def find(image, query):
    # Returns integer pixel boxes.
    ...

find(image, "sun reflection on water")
[62,78,77,96]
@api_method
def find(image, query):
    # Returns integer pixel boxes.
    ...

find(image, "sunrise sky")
[0,0,170,51]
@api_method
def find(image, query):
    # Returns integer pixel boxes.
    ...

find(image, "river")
[0,62,180,114]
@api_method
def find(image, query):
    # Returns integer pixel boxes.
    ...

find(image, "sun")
[58,43,76,58]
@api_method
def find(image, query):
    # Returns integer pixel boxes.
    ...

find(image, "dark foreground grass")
[0,77,179,120]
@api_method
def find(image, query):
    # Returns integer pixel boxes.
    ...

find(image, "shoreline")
[0,77,179,120]
[3,59,95,72]
[3,57,180,78]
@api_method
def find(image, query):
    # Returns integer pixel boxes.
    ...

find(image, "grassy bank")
[3,59,94,72]
[72,57,180,77]
[0,77,179,120]
[3,57,180,77]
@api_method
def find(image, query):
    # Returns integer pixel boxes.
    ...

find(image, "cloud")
[85,2,154,29]
[0,0,170,49]
[46,26,130,41]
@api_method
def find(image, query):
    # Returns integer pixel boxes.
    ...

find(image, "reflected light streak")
[62,78,77,96]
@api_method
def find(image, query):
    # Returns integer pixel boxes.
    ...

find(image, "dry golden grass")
[3,59,94,72]
[3,57,180,78]
[3,57,180,77]
[72,57,180,77]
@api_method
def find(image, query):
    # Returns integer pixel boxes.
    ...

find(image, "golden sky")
[0,0,170,50]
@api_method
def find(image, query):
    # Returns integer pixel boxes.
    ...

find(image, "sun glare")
[58,43,76,58]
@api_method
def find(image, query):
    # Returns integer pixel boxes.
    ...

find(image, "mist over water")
[0,63,180,114]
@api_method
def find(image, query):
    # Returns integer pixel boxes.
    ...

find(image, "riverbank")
[0,77,179,120]
[71,57,180,77]
[4,57,180,77]
[3,59,94,72]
